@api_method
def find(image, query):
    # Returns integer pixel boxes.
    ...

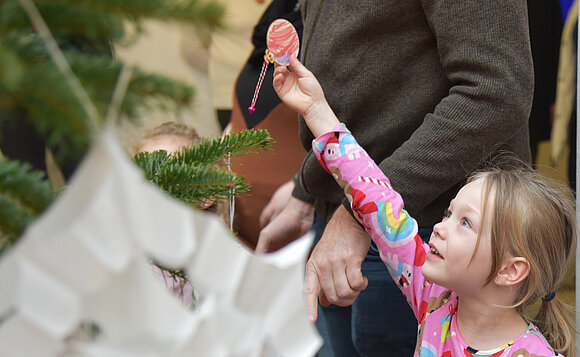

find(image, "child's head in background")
[135,122,199,154]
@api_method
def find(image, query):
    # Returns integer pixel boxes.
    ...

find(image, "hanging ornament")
[248,18,300,114]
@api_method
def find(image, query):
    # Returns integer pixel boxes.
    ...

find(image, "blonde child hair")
[134,121,199,154]
[141,121,199,141]
[470,162,577,356]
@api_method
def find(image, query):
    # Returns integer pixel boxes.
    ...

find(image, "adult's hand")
[304,205,370,322]
[259,179,295,229]
[256,195,314,253]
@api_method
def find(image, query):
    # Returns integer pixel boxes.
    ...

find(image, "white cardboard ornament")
[0,128,321,357]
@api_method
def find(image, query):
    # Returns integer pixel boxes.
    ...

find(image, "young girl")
[273,55,577,356]
[134,122,200,308]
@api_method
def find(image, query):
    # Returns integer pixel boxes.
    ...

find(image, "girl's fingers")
[288,55,310,77]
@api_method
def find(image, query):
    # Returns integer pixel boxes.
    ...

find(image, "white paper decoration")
[0,128,321,357]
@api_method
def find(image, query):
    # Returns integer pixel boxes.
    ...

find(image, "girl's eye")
[461,218,472,228]
[442,209,451,220]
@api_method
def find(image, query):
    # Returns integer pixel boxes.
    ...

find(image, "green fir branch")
[134,130,274,171]
[122,69,195,115]
[0,157,55,213]
[1,41,194,113]
[0,37,195,160]
[0,0,229,249]
[0,158,55,252]
[134,150,251,206]
[155,164,250,206]
[0,1,125,42]
[0,194,35,251]
[133,129,273,206]
[68,52,195,118]
[41,0,225,29]
[175,129,274,166]
[0,0,224,41]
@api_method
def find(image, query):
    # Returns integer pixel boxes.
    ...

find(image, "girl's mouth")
[428,245,443,259]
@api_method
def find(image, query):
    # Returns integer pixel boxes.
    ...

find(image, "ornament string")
[248,50,275,114]
[227,152,235,231]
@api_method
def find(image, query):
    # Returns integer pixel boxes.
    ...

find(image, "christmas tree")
[0,0,273,254]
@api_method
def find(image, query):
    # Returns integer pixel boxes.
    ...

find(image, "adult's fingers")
[318,290,330,307]
[346,263,368,292]
[255,224,285,253]
[313,256,339,305]
[304,261,322,322]
[310,252,360,307]
[255,221,280,253]
[259,180,294,228]
[255,231,270,254]
[329,258,359,303]
[259,204,275,229]
[256,199,313,253]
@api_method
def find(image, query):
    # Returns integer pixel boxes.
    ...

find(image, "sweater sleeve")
[379,0,533,217]
[313,124,445,320]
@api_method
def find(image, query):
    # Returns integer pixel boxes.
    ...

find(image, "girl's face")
[421,178,495,295]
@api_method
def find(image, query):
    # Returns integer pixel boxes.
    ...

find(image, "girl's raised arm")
[273,55,339,137]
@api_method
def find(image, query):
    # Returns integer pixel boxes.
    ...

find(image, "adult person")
[257,1,534,356]
[207,0,267,129]
[225,0,306,250]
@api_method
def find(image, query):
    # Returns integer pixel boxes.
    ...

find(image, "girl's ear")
[494,256,530,286]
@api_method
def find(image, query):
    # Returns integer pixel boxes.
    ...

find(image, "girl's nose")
[432,220,446,239]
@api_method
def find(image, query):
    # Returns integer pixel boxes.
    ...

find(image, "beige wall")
[114,20,222,153]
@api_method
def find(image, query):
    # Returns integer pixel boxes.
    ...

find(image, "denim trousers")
[313,213,432,357]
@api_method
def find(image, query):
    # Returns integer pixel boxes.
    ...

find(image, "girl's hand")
[273,55,339,136]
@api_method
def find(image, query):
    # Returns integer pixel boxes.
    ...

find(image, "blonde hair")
[468,161,577,356]
[133,121,199,154]
[142,122,199,141]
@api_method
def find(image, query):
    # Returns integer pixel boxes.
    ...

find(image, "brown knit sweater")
[292,0,534,227]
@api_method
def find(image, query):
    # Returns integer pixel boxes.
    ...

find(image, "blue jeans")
[313,213,432,357]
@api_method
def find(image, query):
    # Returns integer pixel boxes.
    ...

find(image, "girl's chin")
[420,262,439,284]
[421,262,456,291]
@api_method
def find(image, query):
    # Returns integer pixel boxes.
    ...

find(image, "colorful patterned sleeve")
[312,124,441,320]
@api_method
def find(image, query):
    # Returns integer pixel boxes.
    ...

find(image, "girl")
[273,55,577,356]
